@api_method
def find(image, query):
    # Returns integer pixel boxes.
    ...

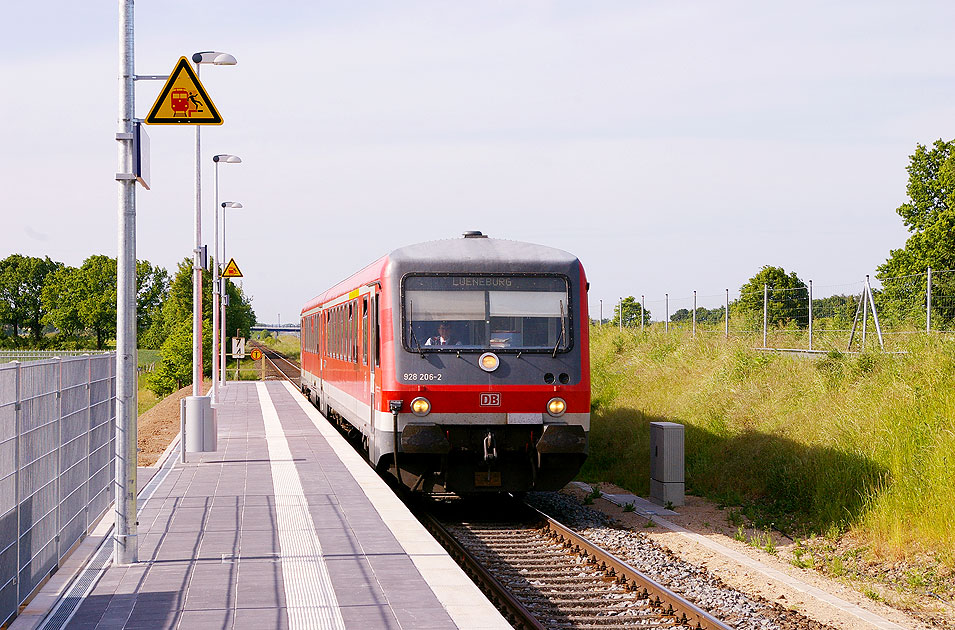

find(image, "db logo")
[480,393,501,406]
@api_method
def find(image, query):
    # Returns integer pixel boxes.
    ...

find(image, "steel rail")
[530,505,733,630]
[416,511,548,630]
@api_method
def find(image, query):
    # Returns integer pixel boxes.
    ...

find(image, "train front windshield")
[403,275,571,352]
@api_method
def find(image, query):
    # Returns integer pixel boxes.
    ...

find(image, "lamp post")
[221,201,242,387]
[211,155,241,403]
[191,51,236,397]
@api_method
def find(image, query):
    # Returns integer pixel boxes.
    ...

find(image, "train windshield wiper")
[552,299,565,358]
[408,300,425,357]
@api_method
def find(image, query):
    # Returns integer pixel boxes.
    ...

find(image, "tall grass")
[583,326,955,562]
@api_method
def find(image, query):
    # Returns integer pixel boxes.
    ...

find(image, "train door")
[367,289,378,450]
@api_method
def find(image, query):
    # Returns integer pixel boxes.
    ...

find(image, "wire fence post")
[665,294,669,334]
[763,284,768,348]
[927,266,932,333]
[692,290,697,337]
[640,295,645,333]
[55,358,62,561]
[808,280,813,351]
[725,288,729,339]
[14,361,21,607]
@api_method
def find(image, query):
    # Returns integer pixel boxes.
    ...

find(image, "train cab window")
[403,275,571,353]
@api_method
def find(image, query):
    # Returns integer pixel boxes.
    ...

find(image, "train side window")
[374,294,380,368]
[353,300,359,363]
[362,297,368,365]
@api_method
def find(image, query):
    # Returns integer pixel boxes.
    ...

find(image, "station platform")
[19,381,509,630]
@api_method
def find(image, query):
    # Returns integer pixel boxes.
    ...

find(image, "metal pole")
[862,281,868,350]
[193,65,203,396]
[665,294,669,333]
[724,288,729,339]
[692,290,697,337]
[618,297,622,331]
[599,300,602,327]
[640,295,645,332]
[762,284,768,348]
[221,207,228,388]
[211,163,220,403]
[14,362,21,604]
[808,280,813,351]
[927,266,932,333]
[866,275,885,350]
[114,0,137,565]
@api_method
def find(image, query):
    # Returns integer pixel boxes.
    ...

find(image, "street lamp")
[211,155,241,404]
[220,201,242,387]
[190,50,236,398]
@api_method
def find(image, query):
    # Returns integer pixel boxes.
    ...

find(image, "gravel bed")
[527,492,836,630]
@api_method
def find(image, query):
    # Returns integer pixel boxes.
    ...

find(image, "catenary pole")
[114,0,138,565]
[927,267,932,333]
[808,280,813,351]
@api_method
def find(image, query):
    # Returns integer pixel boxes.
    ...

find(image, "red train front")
[300,232,590,494]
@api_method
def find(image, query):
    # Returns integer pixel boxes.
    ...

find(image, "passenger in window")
[425,322,460,346]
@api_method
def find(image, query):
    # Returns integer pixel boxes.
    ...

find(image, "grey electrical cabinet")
[649,421,684,507]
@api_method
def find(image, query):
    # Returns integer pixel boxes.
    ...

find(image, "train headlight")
[410,397,431,416]
[546,397,567,417]
[479,352,500,372]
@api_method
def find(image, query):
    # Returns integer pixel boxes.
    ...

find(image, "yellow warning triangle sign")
[222,258,243,278]
[145,57,223,125]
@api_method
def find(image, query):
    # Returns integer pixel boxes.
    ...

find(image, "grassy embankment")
[138,349,161,415]
[581,325,955,564]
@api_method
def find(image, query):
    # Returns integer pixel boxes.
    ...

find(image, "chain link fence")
[599,268,955,352]
[0,354,116,625]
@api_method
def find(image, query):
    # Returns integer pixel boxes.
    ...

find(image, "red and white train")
[300,232,590,493]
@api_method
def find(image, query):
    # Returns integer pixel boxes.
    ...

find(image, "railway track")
[252,345,731,630]
[417,499,732,630]
[247,340,301,381]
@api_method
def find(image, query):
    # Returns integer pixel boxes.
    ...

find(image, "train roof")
[301,232,582,315]
[388,233,579,267]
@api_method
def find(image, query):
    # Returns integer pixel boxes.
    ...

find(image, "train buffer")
[14,381,509,630]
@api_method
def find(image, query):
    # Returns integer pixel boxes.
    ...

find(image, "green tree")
[892,139,955,234]
[146,258,255,395]
[670,306,724,324]
[0,254,61,345]
[41,265,84,342]
[75,256,118,349]
[610,296,650,327]
[737,266,808,327]
[137,260,169,345]
[877,139,955,326]
[148,318,211,397]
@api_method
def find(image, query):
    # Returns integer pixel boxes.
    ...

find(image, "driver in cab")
[425,322,459,346]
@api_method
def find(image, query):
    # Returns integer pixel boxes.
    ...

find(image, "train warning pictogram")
[222,258,243,278]
[145,57,223,125]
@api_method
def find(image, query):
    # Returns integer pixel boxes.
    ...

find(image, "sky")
[2,1,954,324]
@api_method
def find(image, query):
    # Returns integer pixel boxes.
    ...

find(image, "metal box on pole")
[649,421,684,507]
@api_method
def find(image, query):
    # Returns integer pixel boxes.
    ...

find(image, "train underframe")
[384,422,587,494]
